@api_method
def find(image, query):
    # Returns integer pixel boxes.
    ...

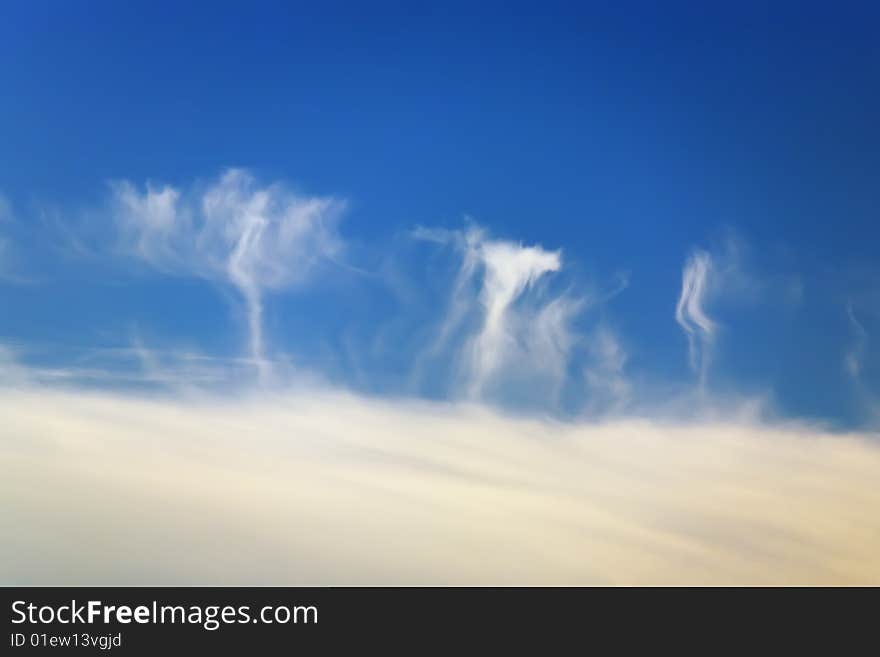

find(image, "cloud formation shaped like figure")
[467,236,563,397]
[414,226,596,405]
[112,169,346,381]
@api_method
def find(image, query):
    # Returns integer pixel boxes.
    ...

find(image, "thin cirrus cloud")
[675,249,716,387]
[464,235,564,398]
[110,168,346,383]
[845,302,880,424]
[845,302,868,380]
[413,225,609,406]
[672,233,808,393]
[584,324,631,413]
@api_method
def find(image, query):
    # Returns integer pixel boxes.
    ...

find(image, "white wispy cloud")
[410,225,637,411]
[415,226,591,403]
[844,302,880,426]
[111,169,346,382]
[0,337,265,391]
[466,237,563,397]
[674,232,807,391]
[845,302,868,380]
[675,249,716,387]
[584,325,630,414]
[1,386,878,585]
[411,224,486,365]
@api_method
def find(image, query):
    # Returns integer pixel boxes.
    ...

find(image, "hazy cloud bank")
[1,387,878,585]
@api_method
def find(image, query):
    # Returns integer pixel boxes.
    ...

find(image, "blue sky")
[1,1,879,427]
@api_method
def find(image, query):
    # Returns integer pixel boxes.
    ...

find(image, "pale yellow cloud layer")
[1,389,879,585]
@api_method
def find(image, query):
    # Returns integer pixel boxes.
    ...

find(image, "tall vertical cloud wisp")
[845,303,868,380]
[845,303,880,425]
[585,325,630,412]
[675,249,716,387]
[415,226,582,402]
[468,239,562,397]
[112,169,346,381]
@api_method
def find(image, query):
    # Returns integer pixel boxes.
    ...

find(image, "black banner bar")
[1,587,873,653]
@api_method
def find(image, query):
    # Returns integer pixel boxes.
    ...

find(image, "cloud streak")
[584,325,630,413]
[844,302,880,426]
[845,302,868,380]
[675,249,716,387]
